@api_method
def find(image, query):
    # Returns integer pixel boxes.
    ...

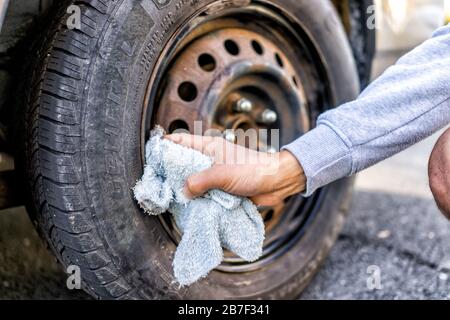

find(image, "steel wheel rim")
[141,2,334,273]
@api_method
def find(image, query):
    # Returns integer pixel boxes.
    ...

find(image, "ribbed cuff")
[282,124,353,197]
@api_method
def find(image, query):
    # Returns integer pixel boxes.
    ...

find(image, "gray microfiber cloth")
[133,128,265,286]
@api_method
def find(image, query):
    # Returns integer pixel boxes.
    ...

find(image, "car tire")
[19,0,360,299]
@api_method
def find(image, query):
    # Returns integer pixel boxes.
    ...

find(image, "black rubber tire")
[332,0,376,89]
[20,0,359,299]
[348,0,376,89]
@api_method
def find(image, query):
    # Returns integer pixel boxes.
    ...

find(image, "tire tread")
[21,0,139,299]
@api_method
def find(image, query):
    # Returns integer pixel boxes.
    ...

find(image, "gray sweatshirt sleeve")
[283,24,450,197]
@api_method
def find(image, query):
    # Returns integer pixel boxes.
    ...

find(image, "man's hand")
[165,133,306,206]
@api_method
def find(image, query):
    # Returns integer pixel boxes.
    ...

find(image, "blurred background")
[0,0,449,299]
[373,0,450,77]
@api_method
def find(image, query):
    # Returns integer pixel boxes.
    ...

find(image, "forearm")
[284,24,450,196]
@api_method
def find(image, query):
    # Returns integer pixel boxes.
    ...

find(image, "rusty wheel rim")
[141,3,333,273]
[157,27,309,236]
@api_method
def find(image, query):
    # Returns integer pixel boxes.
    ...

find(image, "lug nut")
[224,131,236,143]
[258,109,278,125]
[267,146,277,154]
[234,98,253,113]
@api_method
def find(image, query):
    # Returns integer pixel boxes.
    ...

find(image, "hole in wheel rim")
[224,39,240,56]
[178,82,198,102]
[275,53,284,68]
[168,120,190,133]
[251,40,264,55]
[198,53,216,72]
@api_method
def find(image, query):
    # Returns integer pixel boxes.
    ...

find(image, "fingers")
[166,133,223,158]
[165,133,211,152]
[184,165,230,198]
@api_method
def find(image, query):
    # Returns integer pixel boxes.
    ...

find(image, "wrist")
[277,151,306,195]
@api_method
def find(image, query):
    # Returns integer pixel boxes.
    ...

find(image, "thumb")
[184,165,229,198]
